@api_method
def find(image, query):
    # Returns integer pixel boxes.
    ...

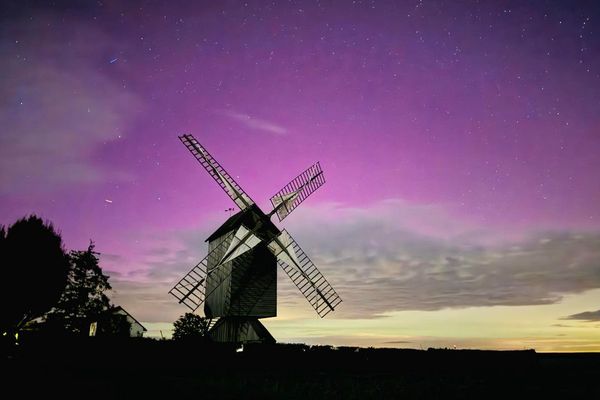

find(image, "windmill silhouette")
[169,134,342,343]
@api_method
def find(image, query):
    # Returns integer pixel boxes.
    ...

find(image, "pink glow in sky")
[1,1,599,349]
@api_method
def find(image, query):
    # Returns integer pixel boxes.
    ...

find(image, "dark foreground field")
[4,338,599,399]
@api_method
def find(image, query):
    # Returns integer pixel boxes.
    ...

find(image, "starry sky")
[1,0,599,351]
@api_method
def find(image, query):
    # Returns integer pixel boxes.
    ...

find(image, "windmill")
[169,134,342,343]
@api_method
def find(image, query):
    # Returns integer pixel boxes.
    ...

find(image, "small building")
[112,306,147,337]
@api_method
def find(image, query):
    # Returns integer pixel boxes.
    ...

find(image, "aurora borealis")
[1,1,599,351]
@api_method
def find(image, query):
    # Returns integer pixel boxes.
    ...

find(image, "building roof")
[112,306,147,331]
[205,204,279,242]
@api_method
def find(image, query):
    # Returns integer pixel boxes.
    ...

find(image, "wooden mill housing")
[204,205,278,343]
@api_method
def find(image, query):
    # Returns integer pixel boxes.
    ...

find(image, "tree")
[172,313,210,341]
[0,216,70,335]
[95,308,132,337]
[44,242,113,336]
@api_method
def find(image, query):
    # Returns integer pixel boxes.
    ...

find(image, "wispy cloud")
[551,324,577,328]
[0,13,142,194]
[215,109,287,135]
[563,310,600,322]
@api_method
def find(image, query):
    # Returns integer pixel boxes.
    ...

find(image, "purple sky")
[1,1,599,349]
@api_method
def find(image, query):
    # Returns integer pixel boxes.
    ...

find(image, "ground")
[4,337,599,399]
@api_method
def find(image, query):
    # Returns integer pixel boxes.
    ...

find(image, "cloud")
[283,201,600,318]
[551,324,576,328]
[104,224,218,323]
[109,279,180,323]
[0,13,142,194]
[563,310,600,322]
[215,109,287,135]
[103,199,600,321]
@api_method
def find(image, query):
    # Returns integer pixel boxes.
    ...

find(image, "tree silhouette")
[172,313,210,341]
[44,242,114,336]
[95,309,132,337]
[0,216,70,335]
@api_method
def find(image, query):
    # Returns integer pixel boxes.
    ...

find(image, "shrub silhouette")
[173,313,210,341]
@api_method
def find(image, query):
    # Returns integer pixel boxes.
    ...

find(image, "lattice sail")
[267,230,342,317]
[270,162,325,221]
[169,232,235,311]
[179,134,255,210]
[220,224,262,265]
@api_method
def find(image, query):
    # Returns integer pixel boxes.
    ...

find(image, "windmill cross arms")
[267,230,342,318]
[169,225,263,312]
[179,134,255,211]
[168,231,234,311]
[269,162,325,222]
